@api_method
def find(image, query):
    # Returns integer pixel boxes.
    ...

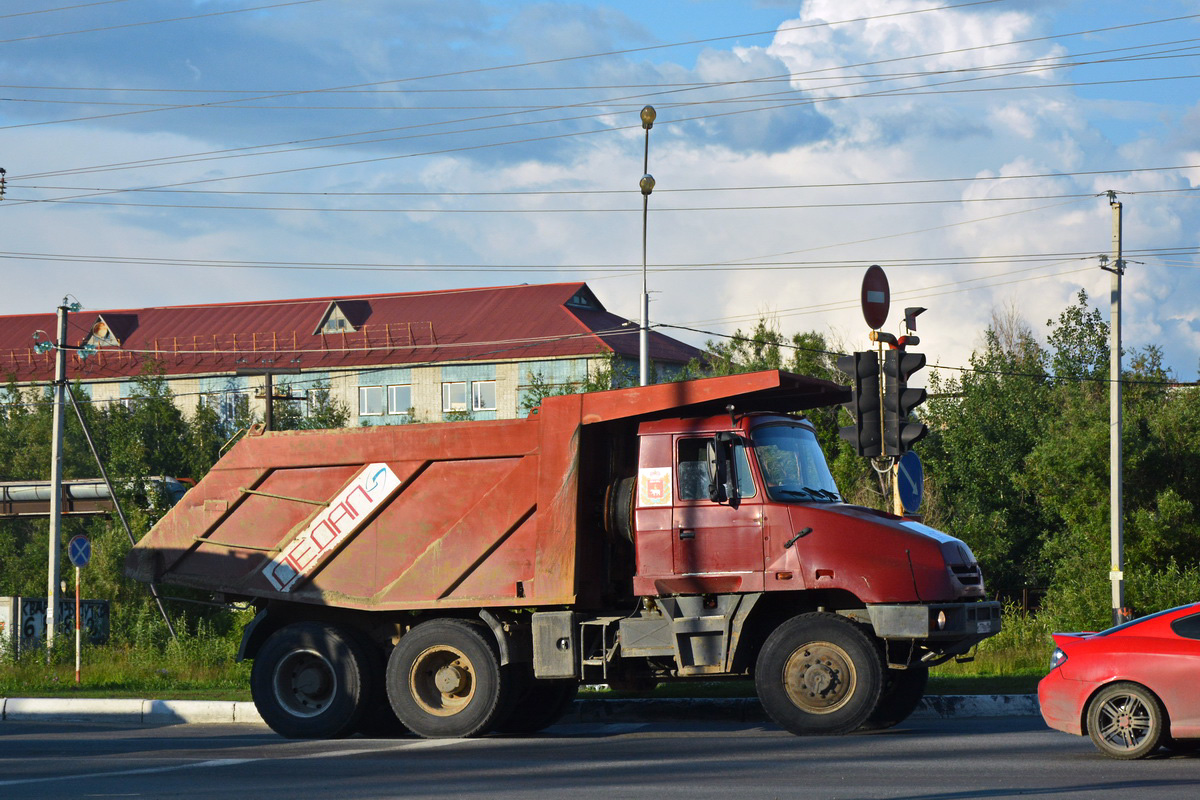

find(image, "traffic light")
[837,351,882,458]
[882,349,928,456]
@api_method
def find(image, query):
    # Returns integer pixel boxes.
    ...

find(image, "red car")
[1039,602,1200,758]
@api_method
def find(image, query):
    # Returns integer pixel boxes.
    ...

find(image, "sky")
[2,0,1199,382]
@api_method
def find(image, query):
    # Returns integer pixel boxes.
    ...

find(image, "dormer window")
[314,300,370,335]
[566,290,599,310]
[83,313,138,348]
[324,313,351,333]
[89,321,120,347]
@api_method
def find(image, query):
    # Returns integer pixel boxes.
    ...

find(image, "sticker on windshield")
[638,467,672,507]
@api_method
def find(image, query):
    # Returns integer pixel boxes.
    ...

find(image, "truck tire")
[859,666,928,731]
[493,668,578,735]
[250,622,376,739]
[754,613,884,736]
[346,631,408,738]
[386,619,513,738]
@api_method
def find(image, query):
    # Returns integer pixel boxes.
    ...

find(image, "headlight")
[1049,648,1067,670]
[936,610,947,630]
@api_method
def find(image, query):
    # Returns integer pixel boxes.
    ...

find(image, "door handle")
[785,527,813,548]
[678,528,695,540]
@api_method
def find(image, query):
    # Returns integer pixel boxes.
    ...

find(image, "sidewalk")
[0,694,1040,726]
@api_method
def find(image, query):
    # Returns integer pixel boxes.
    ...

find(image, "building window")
[200,390,249,422]
[388,384,412,415]
[442,381,467,412]
[472,380,496,411]
[359,386,384,416]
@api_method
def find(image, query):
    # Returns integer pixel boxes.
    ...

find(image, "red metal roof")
[0,283,704,383]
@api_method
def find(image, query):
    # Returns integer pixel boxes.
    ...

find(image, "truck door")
[671,436,765,593]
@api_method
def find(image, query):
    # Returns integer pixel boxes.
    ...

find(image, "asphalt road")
[1,716,1197,800]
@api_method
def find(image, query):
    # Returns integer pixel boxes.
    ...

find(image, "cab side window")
[677,437,757,501]
[677,438,712,501]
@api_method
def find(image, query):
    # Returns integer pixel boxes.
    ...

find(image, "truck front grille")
[950,563,982,586]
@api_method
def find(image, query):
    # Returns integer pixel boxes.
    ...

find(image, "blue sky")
[2,0,1199,380]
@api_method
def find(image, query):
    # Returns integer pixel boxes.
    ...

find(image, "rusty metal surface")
[126,370,848,614]
[576,370,848,424]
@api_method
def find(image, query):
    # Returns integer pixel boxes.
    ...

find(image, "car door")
[670,435,764,593]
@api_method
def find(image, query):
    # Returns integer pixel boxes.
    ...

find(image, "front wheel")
[755,613,884,736]
[1086,682,1166,759]
[250,622,376,739]
[859,666,928,731]
[386,619,513,738]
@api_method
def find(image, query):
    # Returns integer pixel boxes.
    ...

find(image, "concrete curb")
[1,695,1038,726]
[1,698,265,725]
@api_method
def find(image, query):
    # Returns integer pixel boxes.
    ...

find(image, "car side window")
[1170,613,1200,640]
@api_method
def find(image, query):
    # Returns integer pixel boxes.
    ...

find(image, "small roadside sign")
[896,451,923,514]
[68,535,91,568]
[861,264,890,330]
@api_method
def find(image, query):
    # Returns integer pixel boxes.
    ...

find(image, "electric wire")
[0,0,330,45]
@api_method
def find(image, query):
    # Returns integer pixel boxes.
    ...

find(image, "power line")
[1,0,1006,135]
[9,185,1196,214]
[8,41,1198,111]
[0,0,132,20]
[8,8,1196,188]
[14,163,1200,198]
[4,245,1195,275]
[0,0,330,45]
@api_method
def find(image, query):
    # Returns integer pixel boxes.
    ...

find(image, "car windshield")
[750,422,841,503]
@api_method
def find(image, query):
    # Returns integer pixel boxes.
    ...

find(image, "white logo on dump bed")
[263,463,401,592]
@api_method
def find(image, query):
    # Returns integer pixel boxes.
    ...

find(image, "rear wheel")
[859,666,928,731]
[493,668,578,735]
[346,631,408,738]
[250,622,375,739]
[1086,682,1166,759]
[755,613,884,736]
[386,619,513,738]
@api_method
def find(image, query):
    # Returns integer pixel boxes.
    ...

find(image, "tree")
[521,352,634,413]
[921,314,1053,593]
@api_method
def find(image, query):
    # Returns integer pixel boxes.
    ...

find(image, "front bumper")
[862,600,1003,641]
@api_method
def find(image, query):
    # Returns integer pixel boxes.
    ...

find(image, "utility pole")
[46,298,70,654]
[236,367,302,431]
[638,105,656,387]
[1103,191,1127,627]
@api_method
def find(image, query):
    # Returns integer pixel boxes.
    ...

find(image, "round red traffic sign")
[861,264,890,330]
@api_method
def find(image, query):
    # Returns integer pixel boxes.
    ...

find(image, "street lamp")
[639,105,656,387]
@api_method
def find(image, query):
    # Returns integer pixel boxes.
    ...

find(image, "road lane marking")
[0,737,474,787]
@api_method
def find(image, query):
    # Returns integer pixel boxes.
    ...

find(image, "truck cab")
[631,412,986,610]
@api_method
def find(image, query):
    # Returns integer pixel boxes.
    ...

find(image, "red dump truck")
[126,370,1000,739]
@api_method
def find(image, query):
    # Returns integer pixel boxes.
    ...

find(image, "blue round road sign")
[896,451,923,514]
[68,535,91,568]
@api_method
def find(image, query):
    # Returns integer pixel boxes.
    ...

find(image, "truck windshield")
[751,423,841,503]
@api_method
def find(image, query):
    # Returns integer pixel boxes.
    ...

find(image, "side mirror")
[708,432,740,504]
[707,439,727,503]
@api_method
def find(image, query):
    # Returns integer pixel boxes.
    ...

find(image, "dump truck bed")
[125,370,848,611]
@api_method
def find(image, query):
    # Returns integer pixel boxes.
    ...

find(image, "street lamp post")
[639,105,656,387]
